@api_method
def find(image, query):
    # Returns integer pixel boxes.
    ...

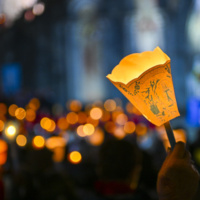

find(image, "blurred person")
[157,142,199,200]
[94,137,154,200]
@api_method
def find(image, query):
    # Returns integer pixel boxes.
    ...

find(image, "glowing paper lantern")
[107,47,180,148]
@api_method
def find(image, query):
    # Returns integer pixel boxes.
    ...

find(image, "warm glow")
[52,147,65,162]
[0,103,7,115]
[15,107,26,120]
[0,120,5,132]
[32,2,45,16]
[0,140,8,153]
[104,121,116,133]
[87,128,104,146]
[104,99,117,112]
[124,121,136,134]
[32,135,45,149]
[25,108,36,122]
[46,120,56,132]
[16,135,27,147]
[66,112,78,124]
[68,100,82,112]
[28,98,40,111]
[135,123,147,136]
[68,151,82,164]
[159,128,187,150]
[87,116,99,127]
[0,14,6,25]
[106,47,180,126]
[45,136,66,149]
[83,123,95,135]
[24,10,35,21]
[107,47,170,83]
[5,125,17,138]
[101,111,111,122]
[90,107,103,120]
[77,112,87,124]
[8,104,18,117]
[115,113,128,125]
[77,125,86,137]
[113,127,126,139]
[40,117,51,130]
[57,117,69,130]
[0,153,7,165]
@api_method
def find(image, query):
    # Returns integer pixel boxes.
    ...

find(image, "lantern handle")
[164,121,176,149]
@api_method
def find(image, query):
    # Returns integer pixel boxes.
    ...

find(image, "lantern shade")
[107,47,180,126]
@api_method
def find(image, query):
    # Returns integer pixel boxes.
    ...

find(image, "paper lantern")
[107,47,179,127]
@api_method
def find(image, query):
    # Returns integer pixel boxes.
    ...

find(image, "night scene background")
[0,0,200,200]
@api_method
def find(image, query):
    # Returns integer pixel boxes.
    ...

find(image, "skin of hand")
[157,142,200,200]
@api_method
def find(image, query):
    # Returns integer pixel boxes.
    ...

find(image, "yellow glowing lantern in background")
[107,47,180,148]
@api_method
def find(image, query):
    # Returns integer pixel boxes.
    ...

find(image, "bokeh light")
[90,107,103,120]
[87,128,104,146]
[32,135,45,149]
[57,117,69,130]
[83,123,95,135]
[124,121,136,134]
[68,100,82,112]
[28,98,40,111]
[135,123,147,136]
[16,135,27,147]
[15,107,26,120]
[4,124,17,140]
[45,136,66,149]
[0,103,7,115]
[113,126,126,139]
[104,99,117,112]
[77,125,86,137]
[66,112,78,124]
[8,104,18,117]
[25,108,36,122]
[115,113,128,125]
[0,120,5,132]
[32,2,45,16]
[68,151,82,164]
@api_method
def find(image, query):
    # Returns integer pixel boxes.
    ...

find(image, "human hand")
[157,142,199,200]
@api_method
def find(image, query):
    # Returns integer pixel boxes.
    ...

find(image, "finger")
[171,141,186,158]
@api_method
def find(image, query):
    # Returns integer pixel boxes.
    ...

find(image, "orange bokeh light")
[32,136,45,149]
[83,123,95,135]
[8,104,18,117]
[0,120,4,132]
[66,112,78,124]
[16,135,27,147]
[115,113,128,125]
[0,103,7,115]
[77,125,86,137]
[104,99,116,112]
[87,128,104,146]
[90,107,103,120]
[25,108,36,122]
[68,100,82,112]
[124,121,136,134]
[57,117,69,130]
[68,151,82,164]
[15,107,26,120]
[135,123,147,136]
[28,98,40,111]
